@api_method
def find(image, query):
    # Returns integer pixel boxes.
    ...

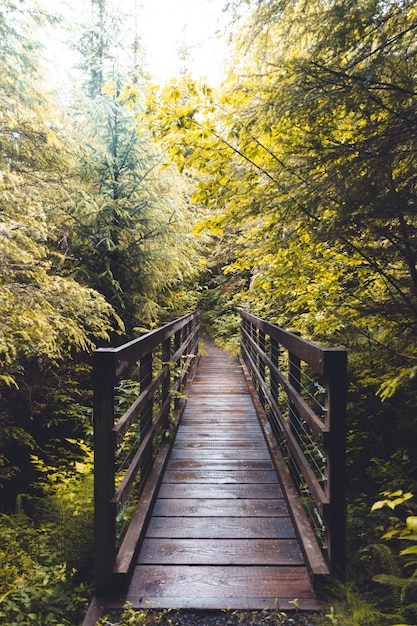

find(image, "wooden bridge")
[84,310,347,623]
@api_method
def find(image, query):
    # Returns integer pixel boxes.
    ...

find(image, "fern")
[370,493,417,618]
[370,543,403,607]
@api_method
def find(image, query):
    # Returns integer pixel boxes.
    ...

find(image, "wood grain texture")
[145,516,296,539]
[166,459,275,471]
[152,498,289,517]
[162,469,279,483]
[138,538,304,565]
[157,483,283,499]
[127,565,319,609]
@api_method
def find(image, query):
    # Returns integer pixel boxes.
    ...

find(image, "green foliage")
[3,1,417,624]
[0,1,124,389]
[30,438,94,572]
[365,491,417,624]
[96,605,161,625]
[198,272,244,353]
[0,437,95,624]
[75,0,147,97]
[56,78,202,332]
[146,0,417,393]
[0,510,90,625]
[318,577,401,626]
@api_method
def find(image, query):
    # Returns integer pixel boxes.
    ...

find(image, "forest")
[1,0,417,624]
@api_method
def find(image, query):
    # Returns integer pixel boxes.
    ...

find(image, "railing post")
[93,349,117,594]
[189,311,199,358]
[239,315,246,365]
[174,328,181,354]
[324,350,347,574]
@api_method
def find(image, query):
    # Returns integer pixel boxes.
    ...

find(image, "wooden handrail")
[239,310,347,574]
[93,311,199,594]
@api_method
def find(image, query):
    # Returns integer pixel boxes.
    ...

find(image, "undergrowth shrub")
[31,438,94,576]
[0,439,94,624]
[0,512,89,625]
[365,490,417,625]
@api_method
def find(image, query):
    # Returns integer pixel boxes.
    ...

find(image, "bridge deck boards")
[126,338,319,610]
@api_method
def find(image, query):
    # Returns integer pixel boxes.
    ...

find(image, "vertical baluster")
[251,321,257,389]
[93,349,116,594]
[323,349,347,574]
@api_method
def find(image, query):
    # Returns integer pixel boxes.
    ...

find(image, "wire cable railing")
[93,311,199,594]
[239,309,347,575]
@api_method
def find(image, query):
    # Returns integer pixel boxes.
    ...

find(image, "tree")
[0,0,123,498]
[75,0,147,97]
[55,78,201,333]
[148,0,417,389]
[145,0,417,525]
[0,0,123,371]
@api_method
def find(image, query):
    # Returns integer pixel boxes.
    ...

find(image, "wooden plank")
[184,396,254,402]
[157,483,283,499]
[172,440,268,449]
[128,565,316,599]
[138,538,304,565]
[146,516,296,539]
[174,433,265,442]
[152,498,289,517]
[166,459,275,471]
[162,469,279,484]
[180,417,256,424]
[169,448,271,461]
[176,426,263,432]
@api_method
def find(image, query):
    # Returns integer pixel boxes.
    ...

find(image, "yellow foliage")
[101,80,117,97]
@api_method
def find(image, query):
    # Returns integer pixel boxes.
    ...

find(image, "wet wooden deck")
[124,338,319,610]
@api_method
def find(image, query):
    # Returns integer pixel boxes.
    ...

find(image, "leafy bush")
[366,490,417,625]
[0,439,94,624]
[0,513,90,625]
[30,439,94,575]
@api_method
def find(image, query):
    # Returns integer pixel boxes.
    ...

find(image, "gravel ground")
[98,608,332,626]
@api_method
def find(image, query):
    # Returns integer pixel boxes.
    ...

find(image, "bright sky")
[139,0,230,83]
[43,0,232,87]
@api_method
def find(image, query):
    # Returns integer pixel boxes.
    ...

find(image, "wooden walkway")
[124,338,319,610]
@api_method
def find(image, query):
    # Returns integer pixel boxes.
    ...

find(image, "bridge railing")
[93,310,199,593]
[239,310,347,574]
